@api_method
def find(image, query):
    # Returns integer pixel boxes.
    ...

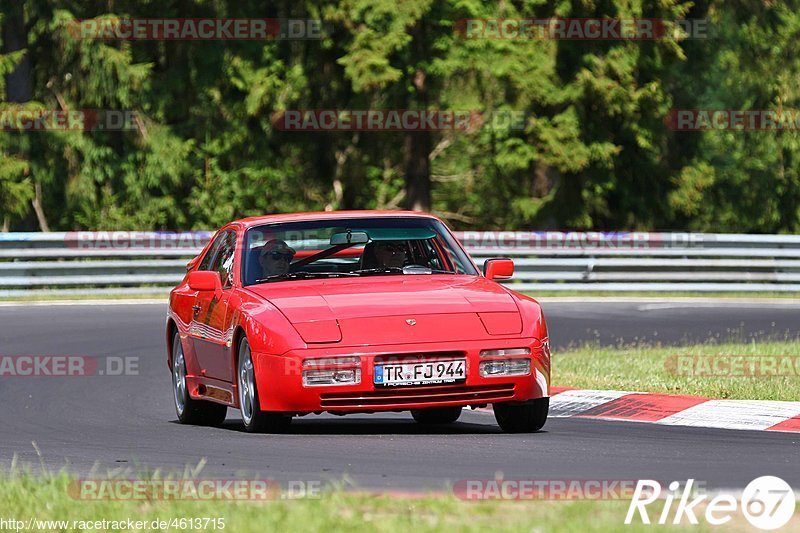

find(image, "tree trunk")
[404,131,431,211]
[32,182,50,232]
[403,19,432,212]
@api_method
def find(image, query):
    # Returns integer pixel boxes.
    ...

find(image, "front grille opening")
[320,383,515,408]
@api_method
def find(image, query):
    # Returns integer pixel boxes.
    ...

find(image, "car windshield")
[242,217,478,285]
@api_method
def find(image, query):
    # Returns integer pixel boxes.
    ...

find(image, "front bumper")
[253,338,550,414]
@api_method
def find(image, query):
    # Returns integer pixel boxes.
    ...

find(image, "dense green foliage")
[1,0,799,232]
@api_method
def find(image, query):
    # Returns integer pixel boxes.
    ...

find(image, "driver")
[258,239,296,277]
[371,240,407,269]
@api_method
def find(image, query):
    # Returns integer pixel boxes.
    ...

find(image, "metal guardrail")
[1,231,800,296]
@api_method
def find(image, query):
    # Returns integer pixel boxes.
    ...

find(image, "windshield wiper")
[254,272,311,284]
[352,266,457,276]
[351,267,405,276]
[254,271,356,284]
[400,266,457,275]
[257,267,458,283]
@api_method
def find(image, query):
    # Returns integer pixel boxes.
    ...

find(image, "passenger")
[258,239,296,277]
[370,241,407,269]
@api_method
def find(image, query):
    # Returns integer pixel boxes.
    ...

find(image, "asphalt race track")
[1,300,798,490]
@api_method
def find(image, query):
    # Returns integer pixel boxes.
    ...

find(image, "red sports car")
[166,211,550,433]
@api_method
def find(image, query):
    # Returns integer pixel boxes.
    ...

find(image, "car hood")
[244,275,522,345]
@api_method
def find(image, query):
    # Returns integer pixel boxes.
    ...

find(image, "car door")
[191,229,237,382]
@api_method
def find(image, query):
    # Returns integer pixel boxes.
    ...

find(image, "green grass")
[0,473,712,532]
[554,341,800,400]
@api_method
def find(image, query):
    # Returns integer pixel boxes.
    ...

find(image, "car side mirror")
[483,258,514,280]
[187,270,222,296]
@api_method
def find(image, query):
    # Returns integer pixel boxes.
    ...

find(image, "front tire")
[411,406,462,424]
[237,337,292,433]
[172,332,227,426]
[494,398,549,433]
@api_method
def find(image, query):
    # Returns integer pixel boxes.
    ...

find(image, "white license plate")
[374,360,466,386]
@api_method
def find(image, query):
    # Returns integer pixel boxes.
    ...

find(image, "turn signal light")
[479,348,531,357]
[302,356,361,386]
[303,368,361,386]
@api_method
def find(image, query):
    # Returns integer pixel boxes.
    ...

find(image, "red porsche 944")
[166,211,550,433]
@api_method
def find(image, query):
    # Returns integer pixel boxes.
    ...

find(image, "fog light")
[479,358,530,377]
[302,356,361,386]
[303,368,361,386]
[481,361,508,376]
[479,348,531,357]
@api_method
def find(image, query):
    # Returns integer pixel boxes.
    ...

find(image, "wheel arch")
[232,325,248,372]
[166,318,179,370]
[230,324,253,410]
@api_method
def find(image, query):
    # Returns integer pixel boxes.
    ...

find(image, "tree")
[0,8,34,231]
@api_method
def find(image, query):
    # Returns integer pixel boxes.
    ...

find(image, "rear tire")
[494,398,549,433]
[172,332,227,426]
[411,406,462,424]
[237,337,292,433]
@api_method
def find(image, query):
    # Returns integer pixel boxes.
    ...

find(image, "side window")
[209,231,237,288]
[198,233,225,271]
[419,239,444,270]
